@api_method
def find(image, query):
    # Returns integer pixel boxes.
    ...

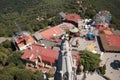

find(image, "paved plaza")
[70,37,100,53]
[100,53,120,80]
[77,72,106,80]
[70,36,120,80]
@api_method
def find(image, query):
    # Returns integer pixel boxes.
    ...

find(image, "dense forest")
[0,0,120,37]
[0,0,76,37]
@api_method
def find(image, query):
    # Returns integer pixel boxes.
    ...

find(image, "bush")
[99,65,106,75]
[48,73,54,78]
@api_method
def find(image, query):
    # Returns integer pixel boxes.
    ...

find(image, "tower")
[54,34,77,80]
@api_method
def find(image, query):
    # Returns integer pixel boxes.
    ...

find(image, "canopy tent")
[70,27,79,33]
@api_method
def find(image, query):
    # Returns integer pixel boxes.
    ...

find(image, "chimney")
[28,46,32,50]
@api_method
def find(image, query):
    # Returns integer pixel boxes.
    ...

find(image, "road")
[0,37,11,43]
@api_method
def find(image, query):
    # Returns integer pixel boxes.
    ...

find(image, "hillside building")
[99,34,120,52]
[33,23,74,42]
[21,44,58,69]
[65,13,81,26]
[21,43,80,72]
[12,31,35,51]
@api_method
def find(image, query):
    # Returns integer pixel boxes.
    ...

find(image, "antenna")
[15,22,22,34]
[59,12,66,23]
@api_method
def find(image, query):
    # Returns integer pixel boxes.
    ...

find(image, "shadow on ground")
[110,60,120,70]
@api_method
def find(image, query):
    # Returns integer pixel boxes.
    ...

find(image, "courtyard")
[100,53,120,80]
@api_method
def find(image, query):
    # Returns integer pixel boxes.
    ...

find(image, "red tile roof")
[15,34,35,50]
[96,25,109,30]
[21,44,58,63]
[99,34,120,52]
[21,44,80,65]
[106,35,120,46]
[16,36,29,44]
[40,23,74,40]
[65,14,80,23]
[102,29,113,35]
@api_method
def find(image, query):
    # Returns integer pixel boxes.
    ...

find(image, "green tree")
[0,74,13,80]
[0,52,8,65]
[2,40,12,49]
[79,50,101,72]
[6,51,24,68]
[0,67,43,80]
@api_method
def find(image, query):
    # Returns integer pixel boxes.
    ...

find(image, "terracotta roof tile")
[65,14,80,23]
[40,23,74,40]
[21,44,58,63]
[99,34,120,52]
[102,29,113,35]
[21,44,80,64]
[16,34,35,49]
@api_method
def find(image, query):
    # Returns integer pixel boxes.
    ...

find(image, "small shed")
[33,32,43,41]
